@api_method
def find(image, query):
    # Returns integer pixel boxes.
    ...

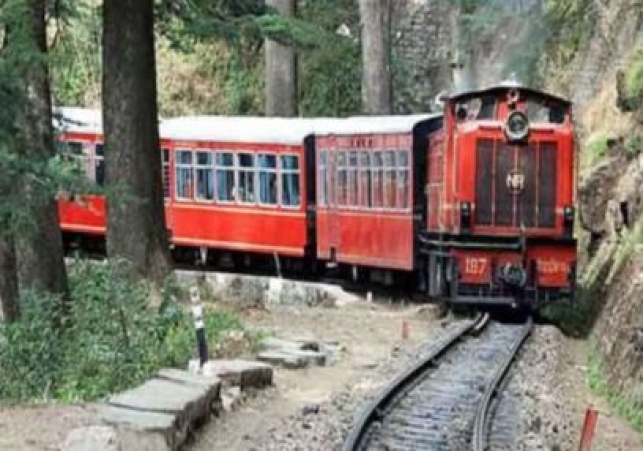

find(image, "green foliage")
[625,52,643,101]
[297,0,360,116]
[538,282,603,338]
[49,2,102,107]
[625,134,642,161]
[586,134,610,163]
[588,347,643,432]
[0,260,250,403]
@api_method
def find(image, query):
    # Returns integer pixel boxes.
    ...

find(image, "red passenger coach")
[53,107,106,243]
[158,116,341,263]
[314,115,442,279]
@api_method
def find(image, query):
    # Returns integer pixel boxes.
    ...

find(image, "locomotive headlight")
[505,111,530,142]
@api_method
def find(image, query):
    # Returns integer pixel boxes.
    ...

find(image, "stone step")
[105,375,218,450]
[190,359,273,389]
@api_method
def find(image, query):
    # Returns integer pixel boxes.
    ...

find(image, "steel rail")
[342,312,489,451]
[472,316,533,451]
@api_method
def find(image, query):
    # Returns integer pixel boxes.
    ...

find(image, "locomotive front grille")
[475,139,557,229]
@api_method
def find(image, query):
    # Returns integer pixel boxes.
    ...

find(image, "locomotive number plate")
[538,260,568,275]
[464,257,488,276]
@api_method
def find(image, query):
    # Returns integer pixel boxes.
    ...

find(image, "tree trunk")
[451,1,477,92]
[17,0,69,300]
[265,0,297,117]
[359,0,392,115]
[103,0,171,283]
[0,233,20,323]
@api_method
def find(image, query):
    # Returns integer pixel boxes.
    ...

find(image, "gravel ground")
[188,302,465,451]
[490,325,576,451]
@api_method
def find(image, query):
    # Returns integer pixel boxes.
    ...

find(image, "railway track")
[343,313,532,451]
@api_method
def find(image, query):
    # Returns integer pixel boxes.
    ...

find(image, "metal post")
[190,287,209,367]
[578,406,599,451]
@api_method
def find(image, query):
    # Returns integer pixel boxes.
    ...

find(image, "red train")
[54,81,577,307]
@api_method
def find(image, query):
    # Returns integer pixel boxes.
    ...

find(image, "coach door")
[327,138,341,263]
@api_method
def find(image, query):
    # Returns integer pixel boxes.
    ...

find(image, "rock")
[221,386,242,412]
[156,368,222,414]
[98,405,178,450]
[62,426,118,451]
[257,351,310,369]
[198,359,273,389]
[301,403,320,415]
[107,377,213,442]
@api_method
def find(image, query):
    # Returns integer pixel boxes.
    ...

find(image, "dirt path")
[562,339,643,451]
[189,301,442,450]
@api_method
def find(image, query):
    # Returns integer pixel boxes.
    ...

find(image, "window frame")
[235,152,257,205]
[214,151,235,205]
[256,152,278,208]
[175,149,194,201]
[279,152,302,210]
[318,150,328,207]
[194,150,215,203]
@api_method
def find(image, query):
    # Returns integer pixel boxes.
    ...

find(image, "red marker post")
[578,407,599,451]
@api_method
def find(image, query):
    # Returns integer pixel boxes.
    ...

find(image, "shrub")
[586,134,610,163]
[625,134,642,161]
[0,259,251,403]
[626,52,643,101]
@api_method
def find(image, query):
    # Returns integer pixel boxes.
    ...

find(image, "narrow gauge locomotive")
[54,81,577,307]
[420,81,577,306]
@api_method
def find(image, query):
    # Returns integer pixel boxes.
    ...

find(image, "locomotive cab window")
[455,95,497,122]
[525,96,566,124]
[281,154,300,208]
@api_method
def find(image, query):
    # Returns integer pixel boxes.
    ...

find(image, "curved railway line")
[343,314,533,451]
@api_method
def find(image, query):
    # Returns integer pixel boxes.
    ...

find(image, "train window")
[371,152,384,208]
[195,151,214,201]
[455,95,497,121]
[176,150,193,200]
[162,149,170,199]
[281,154,300,208]
[397,150,409,209]
[359,151,372,208]
[216,152,234,203]
[526,97,566,124]
[348,151,359,206]
[336,151,347,207]
[319,151,328,206]
[94,144,105,186]
[257,154,277,206]
[383,150,396,208]
[237,153,255,204]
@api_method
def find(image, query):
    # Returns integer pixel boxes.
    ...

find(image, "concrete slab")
[156,368,223,415]
[256,351,310,369]
[108,378,208,415]
[98,405,179,450]
[196,359,273,389]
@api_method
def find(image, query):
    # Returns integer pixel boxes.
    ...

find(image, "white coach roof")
[53,107,441,145]
[160,113,441,145]
[53,107,103,134]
